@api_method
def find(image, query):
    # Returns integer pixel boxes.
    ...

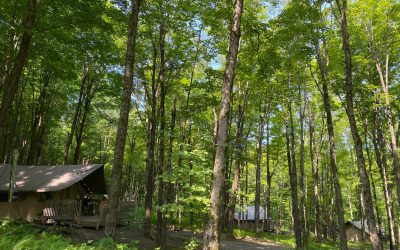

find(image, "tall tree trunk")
[0,0,37,163]
[315,45,348,249]
[156,13,167,249]
[104,0,141,238]
[373,53,400,209]
[364,120,383,245]
[226,83,248,238]
[335,0,381,248]
[202,0,243,248]
[221,97,234,233]
[26,72,50,165]
[321,162,328,240]
[329,176,336,243]
[371,105,397,250]
[255,100,265,237]
[285,86,302,249]
[298,80,307,248]
[264,110,272,233]
[0,0,19,89]
[64,72,86,164]
[144,38,158,239]
[307,103,321,241]
[166,98,177,204]
[73,79,94,165]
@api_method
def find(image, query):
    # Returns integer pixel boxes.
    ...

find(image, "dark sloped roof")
[0,164,104,193]
[345,221,370,234]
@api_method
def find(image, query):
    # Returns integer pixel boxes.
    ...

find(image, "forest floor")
[0,220,372,250]
[68,227,287,249]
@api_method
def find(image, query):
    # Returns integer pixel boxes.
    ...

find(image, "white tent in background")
[234,206,266,221]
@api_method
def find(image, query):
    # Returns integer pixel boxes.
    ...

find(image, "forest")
[1,0,400,249]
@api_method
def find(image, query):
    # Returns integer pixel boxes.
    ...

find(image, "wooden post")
[8,149,18,203]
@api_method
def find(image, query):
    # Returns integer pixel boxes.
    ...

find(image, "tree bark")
[263,112,272,233]
[156,13,167,249]
[285,83,302,248]
[26,72,51,165]
[0,0,37,163]
[373,52,400,210]
[335,0,381,248]
[64,72,86,164]
[371,107,397,250]
[255,100,265,237]
[315,38,348,249]
[0,0,19,90]
[104,0,141,238]
[298,80,307,248]
[226,83,248,238]
[166,97,177,205]
[72,78,94,165]
[144,38,158,239]
[202,0,243,248]
[364,120,383,246]
[307,103,321,241]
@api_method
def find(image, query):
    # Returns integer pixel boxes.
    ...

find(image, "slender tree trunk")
[0,0,37,163]
[226,83,248,238]
[202,0,243,248]
[144,38,158,239]
[166,98,177,204]
[321,163,328,240]
[26,72,50,165]
[264,112,272,233]
[73,79,94,164]
[187,31,201,226]
[335,0,381,248]
[298,80,307,248]
[0,0,18,89]
[371,108,397,250]
[316,51,348,250]
[64,72,86,164]
[307,103,321,241]
[364,120,383,246]
[255,101,265,237]
[329,177,336,243]
[104,0,141,238]
[374,53,400,209]
[156,14,167,248]
[285,86,302,249]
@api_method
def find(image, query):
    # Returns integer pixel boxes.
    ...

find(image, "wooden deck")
[77,215,128,229]
[78,215,102,228]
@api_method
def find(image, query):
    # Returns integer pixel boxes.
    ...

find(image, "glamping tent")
[233,206,282,232]
[0,164,106,223]
[234,206,266,221]
[345,221,371,242]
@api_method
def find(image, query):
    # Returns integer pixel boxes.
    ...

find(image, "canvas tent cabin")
[234,205,266,222]
[345,221,371,242]
[234,206,282,232]
[0,164,106,225]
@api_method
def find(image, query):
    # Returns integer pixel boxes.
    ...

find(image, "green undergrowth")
[233,229,374,249]
[0,219,138,250]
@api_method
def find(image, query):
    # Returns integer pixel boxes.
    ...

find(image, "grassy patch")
[233,229,374,249]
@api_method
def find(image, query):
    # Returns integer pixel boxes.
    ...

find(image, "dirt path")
[220,237,288,250]
[64,226,288,249]
[169,230,288,250]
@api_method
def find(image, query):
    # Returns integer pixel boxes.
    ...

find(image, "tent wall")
[0,183,84,222]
